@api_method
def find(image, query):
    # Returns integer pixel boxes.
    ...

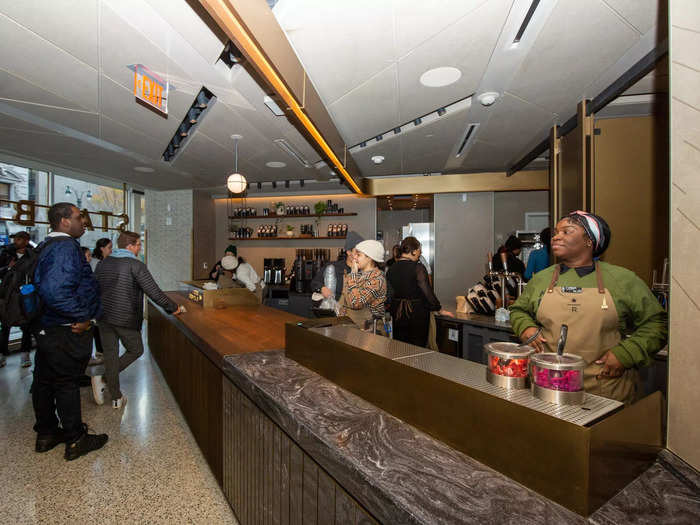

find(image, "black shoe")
[64,425,108,461]
[35,429,67,453]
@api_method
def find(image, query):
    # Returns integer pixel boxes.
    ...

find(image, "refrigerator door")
[402,223,434,273]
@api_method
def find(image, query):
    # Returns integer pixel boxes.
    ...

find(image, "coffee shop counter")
[146,292,302,487]
[221,343,699,524]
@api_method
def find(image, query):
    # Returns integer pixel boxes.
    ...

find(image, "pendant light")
[227,134,247,193]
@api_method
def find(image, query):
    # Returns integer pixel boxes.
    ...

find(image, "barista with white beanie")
[340,240,387,329]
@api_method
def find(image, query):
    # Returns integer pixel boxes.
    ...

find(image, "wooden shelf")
[228,236,347,241]
[228,213,357,220]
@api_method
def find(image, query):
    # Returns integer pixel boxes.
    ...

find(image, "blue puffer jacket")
[34,235,102,327]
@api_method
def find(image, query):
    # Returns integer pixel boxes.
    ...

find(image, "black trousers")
[32,326,93,441]
[392,304,430,348]
[0,324,32,356]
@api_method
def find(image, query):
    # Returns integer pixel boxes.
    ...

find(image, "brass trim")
[362,170,548,196]
[549,126,560,228]
[197,0,363,194]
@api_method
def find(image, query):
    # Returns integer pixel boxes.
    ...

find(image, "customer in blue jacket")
[524,227,551,280]
[32,202,108,461]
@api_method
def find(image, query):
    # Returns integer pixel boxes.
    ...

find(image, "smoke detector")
[371,155,385,165]
[478,92,500,106]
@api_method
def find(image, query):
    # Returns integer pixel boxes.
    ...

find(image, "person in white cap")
[217,255,238,289]
[340,240,387,329]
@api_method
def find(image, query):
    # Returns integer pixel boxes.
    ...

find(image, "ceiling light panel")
[0,14,98,112]
[273,0,396,104]
[396,0,512,121]
[508,0,640,116]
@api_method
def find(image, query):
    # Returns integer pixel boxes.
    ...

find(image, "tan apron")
[339,281,374,329]
[536,262,639,404]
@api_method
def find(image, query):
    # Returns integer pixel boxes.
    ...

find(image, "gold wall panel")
[593,115,669,285]
[363,170,548,196]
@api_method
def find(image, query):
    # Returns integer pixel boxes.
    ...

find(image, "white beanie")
[355,240,384,263]
[221,255,238,270]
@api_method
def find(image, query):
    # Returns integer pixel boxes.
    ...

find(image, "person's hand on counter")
[321,286,333,299]
[438,309,454,317]
[173,305,186,316]
[520,326,547,353]
[595,350,624,379]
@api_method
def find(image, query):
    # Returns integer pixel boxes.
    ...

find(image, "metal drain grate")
[399,352,622,426]
[310,325,622,426]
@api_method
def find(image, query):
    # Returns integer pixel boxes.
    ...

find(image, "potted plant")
[314,201,327,216]
[286,224,295,237]
[275,201,286,215]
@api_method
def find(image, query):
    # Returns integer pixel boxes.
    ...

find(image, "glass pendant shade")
[227,172,247,193]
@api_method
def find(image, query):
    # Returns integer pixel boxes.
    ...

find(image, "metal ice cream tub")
[530,352,586,405]
[485,342,534,390]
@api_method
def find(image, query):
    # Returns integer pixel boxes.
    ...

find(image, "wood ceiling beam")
[197,0,363,194]
[363,170,548,196]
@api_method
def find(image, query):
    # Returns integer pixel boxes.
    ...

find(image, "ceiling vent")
[455,123,480,158]
[513,0,541,44]
[218,41,245,69]
[274,139,311,168]
[162,87,216,162]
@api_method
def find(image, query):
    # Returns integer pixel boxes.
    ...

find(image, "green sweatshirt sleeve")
[606,266,668,368]
[509,267,554,337]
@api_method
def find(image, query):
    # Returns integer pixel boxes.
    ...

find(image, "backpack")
[0,237,73,327]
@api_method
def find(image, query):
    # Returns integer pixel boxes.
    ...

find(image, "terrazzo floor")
[0,335,238,525]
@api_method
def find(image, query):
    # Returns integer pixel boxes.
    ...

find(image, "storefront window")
[53,174,125,254]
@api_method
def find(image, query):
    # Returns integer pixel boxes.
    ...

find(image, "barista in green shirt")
[510,211,667,403]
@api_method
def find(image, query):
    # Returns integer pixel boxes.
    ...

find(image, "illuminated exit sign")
[132,64,168,115]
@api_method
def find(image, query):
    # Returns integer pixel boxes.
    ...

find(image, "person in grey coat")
[93,231,184,408]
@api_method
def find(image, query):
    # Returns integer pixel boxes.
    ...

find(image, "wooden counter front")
[147,293,302,486]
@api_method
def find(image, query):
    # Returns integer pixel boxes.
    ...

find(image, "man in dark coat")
[93,231,183,408]
[32,202,108,461]
[0,231,34,368]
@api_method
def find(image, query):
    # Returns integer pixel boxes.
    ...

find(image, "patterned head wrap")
[565,211,611,257]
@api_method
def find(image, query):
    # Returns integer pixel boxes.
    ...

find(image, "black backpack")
[0,237,72,327]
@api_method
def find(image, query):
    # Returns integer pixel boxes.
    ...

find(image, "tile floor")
[0,338,237,524]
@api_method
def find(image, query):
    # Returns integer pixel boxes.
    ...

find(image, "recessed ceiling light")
[420,67,462,87]
[266,161,286,168]
[134,166,154,173]
[371,155,385,165]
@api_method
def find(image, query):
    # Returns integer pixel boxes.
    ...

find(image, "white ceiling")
[0,0,323,190]
[0,0,667,191]
[275,0,666,176]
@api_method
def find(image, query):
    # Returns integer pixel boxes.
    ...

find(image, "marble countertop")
[222,350,700,524]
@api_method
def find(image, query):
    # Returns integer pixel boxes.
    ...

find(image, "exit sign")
[132,64,168,115]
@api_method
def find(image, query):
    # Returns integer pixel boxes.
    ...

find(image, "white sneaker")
[112,395,127,409]
[21,352,31,368]
[91,375,106,405]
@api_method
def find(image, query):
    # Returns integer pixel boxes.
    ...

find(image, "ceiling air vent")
[513,0,541,44]
[455,123,480,158]
[162,87,216,162]
[274,139,311,168]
